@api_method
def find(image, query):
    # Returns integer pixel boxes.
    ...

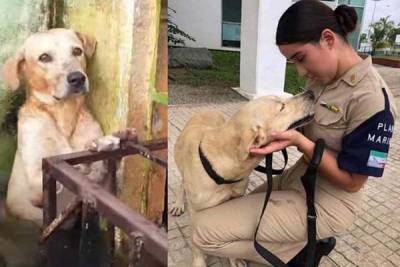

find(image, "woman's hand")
[250,129,304,155]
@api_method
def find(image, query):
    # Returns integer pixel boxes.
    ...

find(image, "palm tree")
[388,23,400,49]
[369,16,395,55]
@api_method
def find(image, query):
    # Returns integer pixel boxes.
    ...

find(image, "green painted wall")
[59,0,136,134]
[0,0,49,181]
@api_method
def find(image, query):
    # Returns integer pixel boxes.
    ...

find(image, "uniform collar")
[325,56,372,90]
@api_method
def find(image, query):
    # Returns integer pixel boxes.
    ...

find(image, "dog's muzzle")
[67,71,87,93]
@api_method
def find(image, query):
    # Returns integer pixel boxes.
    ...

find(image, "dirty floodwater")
[0,216,41,267]
[0,207,113,267]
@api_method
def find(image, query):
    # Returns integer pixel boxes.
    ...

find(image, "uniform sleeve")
[337,88,394,177]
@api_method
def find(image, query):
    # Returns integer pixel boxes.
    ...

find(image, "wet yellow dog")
[2,28,135,225]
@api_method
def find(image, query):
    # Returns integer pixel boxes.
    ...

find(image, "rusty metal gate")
[41,138,167,267]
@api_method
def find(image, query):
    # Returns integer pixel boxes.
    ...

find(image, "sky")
[360,0,400,34]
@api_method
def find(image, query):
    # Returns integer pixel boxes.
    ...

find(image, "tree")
[168,8,195,46]
[369,16,395,55]
[360,33,367,43]
[388,24,400,49]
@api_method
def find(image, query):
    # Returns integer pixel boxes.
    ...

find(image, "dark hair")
[276,0,358,45]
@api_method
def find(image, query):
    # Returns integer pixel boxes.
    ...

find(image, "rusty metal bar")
[42,162,57,227]
[129,231,144,267]
[43,159,167,264]
[47,138,167,166]
[40,198,82,243]
[125,142,167,168]
[106,159,117,266]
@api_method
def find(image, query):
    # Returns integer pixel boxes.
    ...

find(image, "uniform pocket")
[314,104,346,129]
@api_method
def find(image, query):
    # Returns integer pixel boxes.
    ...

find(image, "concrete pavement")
[168,65,400,266]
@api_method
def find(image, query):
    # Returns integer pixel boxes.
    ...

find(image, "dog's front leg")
[169,182,186,216]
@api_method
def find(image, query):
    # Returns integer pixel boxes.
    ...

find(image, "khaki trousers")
[192,158,362,264]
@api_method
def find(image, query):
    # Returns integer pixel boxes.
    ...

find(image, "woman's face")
[278,33,339,85]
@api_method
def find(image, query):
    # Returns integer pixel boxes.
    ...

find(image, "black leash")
[255,149,288,175]
[254,139,325,267]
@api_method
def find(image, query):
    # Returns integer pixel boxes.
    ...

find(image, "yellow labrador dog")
[170,91,315,267]
[1,28,133,226]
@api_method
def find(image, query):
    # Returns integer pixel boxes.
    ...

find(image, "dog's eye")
[280,103,285,112]
[38,53,52,63]
[72,47,83,56]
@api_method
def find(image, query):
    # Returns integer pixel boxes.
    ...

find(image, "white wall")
[170,0,237,50]
[238,0,259,97]
[238,0,292,99]
[321,0,338,9]
[292,0,338,9]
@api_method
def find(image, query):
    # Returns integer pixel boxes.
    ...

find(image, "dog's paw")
[112,128,138,142]
[229,258,247,267]
[88,135,120,152]
[169,202,185,216]
[75,163,92,175]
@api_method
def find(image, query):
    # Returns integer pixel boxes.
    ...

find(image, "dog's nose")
[67,71,86,89]
[303,90,315,101]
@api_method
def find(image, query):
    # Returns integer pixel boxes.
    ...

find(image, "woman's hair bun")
[334,5,358,35]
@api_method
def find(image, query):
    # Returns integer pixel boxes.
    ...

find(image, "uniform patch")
[367,150,387,169]
[337,88,394,177]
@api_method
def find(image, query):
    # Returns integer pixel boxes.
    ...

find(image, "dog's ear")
[238,126,268,161]
[2,50,25,90]
[75,32,97,59]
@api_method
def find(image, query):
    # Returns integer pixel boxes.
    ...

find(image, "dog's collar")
[198,144,243,185]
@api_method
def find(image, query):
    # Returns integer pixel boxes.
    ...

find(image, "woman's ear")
[320,29,336,49]
[2,50,25,90]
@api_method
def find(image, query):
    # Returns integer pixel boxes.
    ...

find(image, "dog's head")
[236,90,315,160]
[2,28,96,104]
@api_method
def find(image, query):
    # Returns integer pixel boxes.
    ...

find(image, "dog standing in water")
[2,28,135,225]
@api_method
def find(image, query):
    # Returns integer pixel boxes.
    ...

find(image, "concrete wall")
[321,0,338,9]
[61,0,166,222]
[60,0,135,133]
[169,0,238,51]
[122,0,167,223]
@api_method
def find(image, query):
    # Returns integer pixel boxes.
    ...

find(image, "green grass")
[169,50,306,94]
[169,50,240,87]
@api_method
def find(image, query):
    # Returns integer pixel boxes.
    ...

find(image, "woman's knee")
[191,212,224,251]
[191,213,212,249]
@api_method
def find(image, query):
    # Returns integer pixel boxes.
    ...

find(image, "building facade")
[169,0,365,51]
[169,0,366,98]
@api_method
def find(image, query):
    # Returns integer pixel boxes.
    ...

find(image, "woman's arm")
[250,130,368,193]
[297,133,367,192]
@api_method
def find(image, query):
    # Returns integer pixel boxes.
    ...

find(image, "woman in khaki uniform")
[192,0,398,266]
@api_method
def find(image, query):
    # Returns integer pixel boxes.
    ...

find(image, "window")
[222,0,241,48]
